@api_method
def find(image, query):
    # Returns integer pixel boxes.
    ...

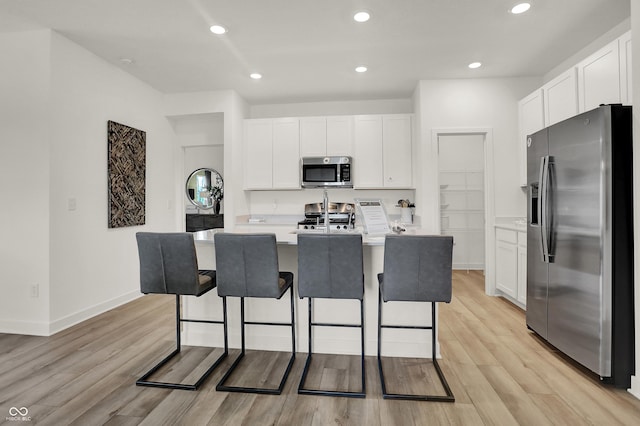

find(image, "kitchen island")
[183,225,442,359]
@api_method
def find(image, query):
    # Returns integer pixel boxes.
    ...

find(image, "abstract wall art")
[107,120,146,228]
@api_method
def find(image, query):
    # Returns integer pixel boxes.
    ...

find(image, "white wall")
[415,77,540,226]
[0,30,52,334]
[163,91,250,231]
[629,0,640,401]
[0,29,181,335]
[47,32,177,333]
[544,18,631,83]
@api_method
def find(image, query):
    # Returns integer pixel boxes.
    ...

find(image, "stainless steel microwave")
[301,156,353,188]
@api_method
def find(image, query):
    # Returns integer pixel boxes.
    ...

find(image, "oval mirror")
[185,168,223,210]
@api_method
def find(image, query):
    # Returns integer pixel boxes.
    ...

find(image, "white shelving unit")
[439,169,485,270]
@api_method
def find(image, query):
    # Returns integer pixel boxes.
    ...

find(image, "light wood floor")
[2,271,640,425]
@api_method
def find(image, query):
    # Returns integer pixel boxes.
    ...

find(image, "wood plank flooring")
[1,271,640,425]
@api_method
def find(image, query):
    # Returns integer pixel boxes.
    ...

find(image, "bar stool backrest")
[214,233,281,298]
[381,235,453,303]
[136,232,202,296]
[298,233,364,300]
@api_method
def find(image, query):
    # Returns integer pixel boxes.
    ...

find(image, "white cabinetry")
[518,89,545,186]
[543,68,578,127]
[495,229,518,299]
[495,227,527,306]
[244,119,273,190]
[300,116,353,157]
[244,118,300,190]
[577,39,621,113]
[354,114,412,189]
[517,231,527,305]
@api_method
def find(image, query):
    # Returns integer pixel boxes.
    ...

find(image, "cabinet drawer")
[496,228,517,244]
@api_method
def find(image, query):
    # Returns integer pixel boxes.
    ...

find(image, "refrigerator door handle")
[539,156,550,263]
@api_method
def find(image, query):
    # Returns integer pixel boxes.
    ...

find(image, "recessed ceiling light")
[353,11,370,23]
[468,62,482,69]
[119,58,134,65]
[355,66,368,73]
[250,73,262,80]
[209,25,227,35]
[510,3,531,14]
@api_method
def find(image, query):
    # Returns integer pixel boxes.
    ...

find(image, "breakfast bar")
[182,226,442,359]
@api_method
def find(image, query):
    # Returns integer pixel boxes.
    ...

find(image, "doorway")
[437,133,486,271]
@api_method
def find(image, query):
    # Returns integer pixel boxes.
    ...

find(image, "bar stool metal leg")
[377,289,455,402]
[216,287,296,395]
[297,298,366,398]
[136,295,229,391]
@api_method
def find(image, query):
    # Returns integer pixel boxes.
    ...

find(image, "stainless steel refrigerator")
[526,104,634,388]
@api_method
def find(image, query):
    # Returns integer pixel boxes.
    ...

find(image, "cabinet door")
[244,119,273,189]
[495,237,518,299]
[543,68,578,127]
[299,117,327,157]
[326,116,354,156]
[382,115,412,188]
[517,240,527,305]
[518,89,545,186]
[272,118,300,189]
[619,31,632,105]
[577,39,621,113]
[354,115,383,188]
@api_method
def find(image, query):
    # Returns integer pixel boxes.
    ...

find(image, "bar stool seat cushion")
[214,233,293,299]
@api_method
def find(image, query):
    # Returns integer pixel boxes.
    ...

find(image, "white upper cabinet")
[518,89,545,186]
[326,116,354,157]
[543,68,578,127]
[244,118,300,190]
[577,39,621,113]
[272,118,300,189]
[382,115,412,188]
[299,116,353,157]
[354,115,383,188]
[619,31,632,105]
[299,117,327,157]
[354,114,413,189]
[244,119,273,190]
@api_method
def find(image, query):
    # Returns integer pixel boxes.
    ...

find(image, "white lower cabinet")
[495,227,527,306]
[517,232,527,305]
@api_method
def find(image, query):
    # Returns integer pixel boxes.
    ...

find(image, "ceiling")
[0,0,631,105]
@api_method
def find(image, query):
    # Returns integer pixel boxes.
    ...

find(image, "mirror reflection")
[186,168,223,210]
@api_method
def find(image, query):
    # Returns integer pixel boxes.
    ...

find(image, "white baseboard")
[47,290,141,336]
[0,319,50,336]
[0,291,141,336]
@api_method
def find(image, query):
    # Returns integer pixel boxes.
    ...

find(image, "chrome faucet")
[323,189,330,234]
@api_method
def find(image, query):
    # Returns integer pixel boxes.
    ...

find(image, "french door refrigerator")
[526,104,634,388]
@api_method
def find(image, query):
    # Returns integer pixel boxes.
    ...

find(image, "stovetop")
[297,202,356,231]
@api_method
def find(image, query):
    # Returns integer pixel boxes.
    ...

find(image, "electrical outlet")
[30,284,39,298]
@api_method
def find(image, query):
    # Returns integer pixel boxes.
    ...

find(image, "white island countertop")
[192,226,434,246]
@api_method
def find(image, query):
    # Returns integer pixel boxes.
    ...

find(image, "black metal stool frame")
[215,287,296,395]
[377,287,455,402]
[297,297,366,398]
[136,294,229,391]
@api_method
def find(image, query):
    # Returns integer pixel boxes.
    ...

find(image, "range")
[297,202,356,231]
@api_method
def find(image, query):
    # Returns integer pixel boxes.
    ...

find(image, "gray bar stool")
[297,233,365,398]
[135,232,228,391]
[213,233,295,395]
[377,234,455,402]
